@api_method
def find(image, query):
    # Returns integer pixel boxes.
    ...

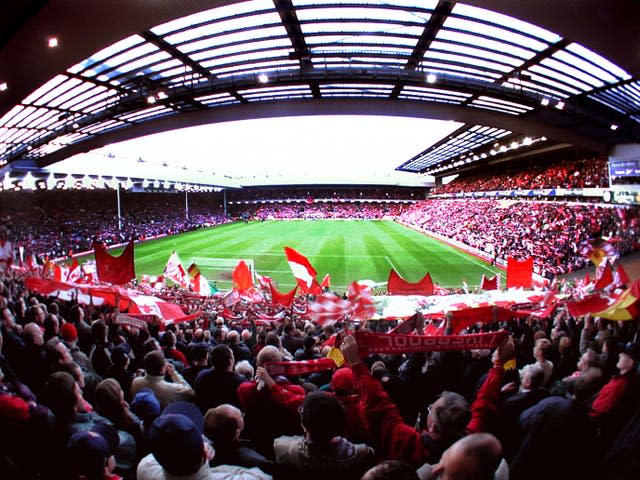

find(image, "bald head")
[24,322,44,346]
[256,345,282,367]
[431,433,502,480]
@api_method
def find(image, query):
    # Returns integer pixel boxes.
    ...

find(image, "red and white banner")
[387,270,434,296]
[284,246,322,295]
[94,240,135,285]
[355,330,508,356]
[308,293,350,326]
[163,251,189,288]
[265,358,336,376]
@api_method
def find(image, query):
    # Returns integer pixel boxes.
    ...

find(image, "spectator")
[130,350,194,408]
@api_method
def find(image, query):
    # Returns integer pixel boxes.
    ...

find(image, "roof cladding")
[0,0,639,174]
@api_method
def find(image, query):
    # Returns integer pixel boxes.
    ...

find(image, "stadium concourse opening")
[1,2,640,480]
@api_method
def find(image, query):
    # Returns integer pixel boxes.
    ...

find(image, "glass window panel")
[301,22,424,36]
[71,90,118,113]
[107,48,167,75]
[117,106,166,121]
[152,0,276,35]
[194,93,235,102]
[0,105,26,127]
[144,58,184,73]
[453,3,561,43]
[4,106,37,128]
[527,65,588,93]
[239,85,310,94]
[436,29,534,60]
[296,6,427,23]
[502,80,565,99]
[422,62,501,81]
[31,77,82,106]
[430,41,523,67]
[83,35,145,66]
[178,26,289,54]
[566,43,630,80]
[23,75,68,104]
[294,0,439,8]
[471,102,522,115]
[166,12,282,44]
[59,85,110,111]
[540,57,603,88]
[308,33,417,47]
[209,59,298,74]
[191,38,292,60]
[48,82,95,108]
[476,96,533,110]
[552,49,618,84]
[201,48,290,67]
[426,51,513,73]
[310,44,412,56]
[445,17,547,51]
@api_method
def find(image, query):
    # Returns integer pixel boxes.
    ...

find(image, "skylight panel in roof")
[101,43,161,72]
[83,120,125,135]
[30,77,82,107]
[243,91,313,101]
[47,82,95,108]
[215,60,300,77]
[501,79,565,99]
[476,96,533,111]
[422,62,502,81]
[436,30,534,60]
[308,33,418,48]
[295,6,427,23]
[430,41,523,67]
[178,25,289,54]
[191,38,292,60]
[0,105,27,127]
[123,107,174,123]
[200,48,290,67]
[426,51,513,73]
[239,85,311,95]
[117,106,167,122]
[527,65,589,93]
[194,92,238,106]
[566,43,631,80]
[444,17,547,52]
[540,57,604,89]
[471,99,529,115]
[552,49,620,84]
[4,106,37,128]
[84,35,145,67]
[301,21,424,37]
[152,0,275,36]
[71,90,118,113]
[21,75,68,105]
[166,12,282,45]
[453,3,561,43]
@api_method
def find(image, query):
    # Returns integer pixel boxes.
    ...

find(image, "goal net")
[188,257,255,287]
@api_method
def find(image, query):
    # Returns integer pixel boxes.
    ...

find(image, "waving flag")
[232,260,254,292]
[594,261,614,291]
[269,282,298,308]
[187,263,212,296]
[93,240,135,285]
[163,251,189,288]
[321,274,331,290]
[284,246,321,294]
[506,257,533,289]
[347,281,376,321]
[480,274,499,291]
[309,293,350,326]
[614,264,631,287]
[0,237,14,271]
[66,257,83,283]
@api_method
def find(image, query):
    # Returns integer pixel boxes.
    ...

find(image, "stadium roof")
[1,0,639,185]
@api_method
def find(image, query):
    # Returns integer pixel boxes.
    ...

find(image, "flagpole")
[185,188,189,220]
[116,184,122,231]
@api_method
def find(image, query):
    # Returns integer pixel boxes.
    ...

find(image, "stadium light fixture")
[610,124,619,131]
[3,173,13,191]
[48,37,59,48]
[510,141,518,149]
[46,173,56,190]
[523,137,532,146]
[22,172,36,190]
[64,174,75,190]
[0,82,7,92]
[540,98,550,106]
[157,91,168,100]
[555,101,565,110]
[146,95,156,104]
[541,136,547,141]
[258,73,269,83]
[426,73,437,84]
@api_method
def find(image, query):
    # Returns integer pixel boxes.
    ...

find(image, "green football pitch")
[112,220,503,290]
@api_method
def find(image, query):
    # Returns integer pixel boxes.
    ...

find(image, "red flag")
[269,282,298,308]
[614,264,630,287]
[594,262,614,290]
[321,274,331,289]
[163,251,189,288]
[93,240,135,285]
[480,274,499,291]
[232,260,253,292]
[66,257,82,283]
[506,257,533,289]
[308,293,350,326]
[387,270,434,296]
[284,246,321,294]
[347,281,376,321]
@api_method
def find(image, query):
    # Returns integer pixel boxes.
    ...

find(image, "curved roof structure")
[1,0,639,181]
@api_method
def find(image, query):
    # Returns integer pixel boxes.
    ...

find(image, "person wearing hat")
[137,401,272,480]
[589,341,640,446]
[66,423,121,480]
[105,344,134,401]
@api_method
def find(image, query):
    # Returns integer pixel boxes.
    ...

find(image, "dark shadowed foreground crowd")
[1,268,639,480]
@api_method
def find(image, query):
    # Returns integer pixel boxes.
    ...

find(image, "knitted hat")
[60,322,78,342]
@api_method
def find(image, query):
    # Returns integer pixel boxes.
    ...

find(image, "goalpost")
[189,257,255,284]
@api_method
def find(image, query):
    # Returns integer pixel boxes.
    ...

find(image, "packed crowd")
[434,155,609,194]
[0,192,229,259]
[400,199,640,277]
[227,186,425,202]
[232,203,404,221]
[1,267,639,480]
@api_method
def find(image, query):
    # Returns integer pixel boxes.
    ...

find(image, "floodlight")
[0,82,7,92]
[258,73,269,83]
[610,124,619,131]
[48,37,59,48]
[426,73,437,84]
